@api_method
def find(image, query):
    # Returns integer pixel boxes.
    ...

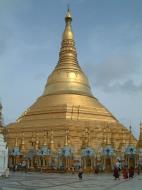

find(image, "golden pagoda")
[6,9,137,170]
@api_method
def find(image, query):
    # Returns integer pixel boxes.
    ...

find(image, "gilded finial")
[129,125,132,133]
[122,128,126,144]
[21,132,26,152]
[0,101,2,110]
[64,129,70,146]
[102,127,107,146]
[140,121,142,128]
[43,130,48,146]
[15,134,18,147]
[50,129,55,151]
[63,7,74,40]
[65,5,72,21]
[0,102,3,127]
[106,125,112,145]
[31,132,35,146]
[35,132,39,150]
[137,122,142,148]
[129,125,132,144]
[84,127,90,147]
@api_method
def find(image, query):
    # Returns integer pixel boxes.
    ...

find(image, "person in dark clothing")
[122,167,128,179]
[129,166,134,178]
[113,166,120,180]
[78,168,83,180]
[136,167,140,175]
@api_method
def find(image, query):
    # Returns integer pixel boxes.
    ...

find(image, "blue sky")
[0,0,142,138]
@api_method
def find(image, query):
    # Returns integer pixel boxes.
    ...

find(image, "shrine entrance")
[105,157,112,172]
[86,156,91,167]
[129,157,135,168]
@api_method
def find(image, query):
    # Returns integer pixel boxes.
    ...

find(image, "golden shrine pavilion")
[6,9,140,172]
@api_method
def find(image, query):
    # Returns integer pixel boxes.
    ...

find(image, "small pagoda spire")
[50,129,55,152]
[129,125,132,144]
[64,129,70,146]
[43,130,48,146]
[102,127,107,146]
[81,129,86,148]
[31,132,35,147]
[15,134,19,147]
[118,128,126,151]
[122,128,126,145]
[35,132,39,150]
[137,122,142,148]
[84,127,90,147]
[106,125,112,145]
[20,132,26,153]
[0,102,3,127]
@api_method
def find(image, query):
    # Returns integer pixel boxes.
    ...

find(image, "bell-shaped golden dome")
[7,9,137,155]
[43,9,92,97]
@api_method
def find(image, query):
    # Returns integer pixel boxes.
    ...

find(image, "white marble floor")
[0,172,142,190]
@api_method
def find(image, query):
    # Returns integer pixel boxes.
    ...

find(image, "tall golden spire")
[43,8,92,97]
[57,8,79,69]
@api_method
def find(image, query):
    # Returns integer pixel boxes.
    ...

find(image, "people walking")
[78,168,83,180]
[129,166,134,179]
[136,167,140,175]
[113,166,120,180]
[122,167,128,179]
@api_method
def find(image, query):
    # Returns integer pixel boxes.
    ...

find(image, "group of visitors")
[77,163,140,180]
[113,164,140,180]
[12,160,27,172]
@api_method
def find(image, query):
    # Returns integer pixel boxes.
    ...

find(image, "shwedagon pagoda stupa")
[6,9,138,171]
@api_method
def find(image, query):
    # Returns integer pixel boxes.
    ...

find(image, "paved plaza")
[0,172,142,190]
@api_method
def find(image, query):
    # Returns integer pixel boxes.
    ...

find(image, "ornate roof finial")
[102,127,107,146]
[21,132,26,153]
[15,134,19,147]
[137,123,142,148]
[35,132,39,150]
[129,125,132,133]
[106,125,112,145]
[129,124,132,145]
[31,132,35,147]
[64,129,70,146]
[0,101,3,127]
[43,130,48,146]
[0,101,2,110]
[84,127,90,147]
[50,129,55,152]
[63,7,73,40]
[122,128,126,144]
[140,121,142,128]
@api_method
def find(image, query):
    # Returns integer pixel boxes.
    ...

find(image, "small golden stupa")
[7,9,136,158]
